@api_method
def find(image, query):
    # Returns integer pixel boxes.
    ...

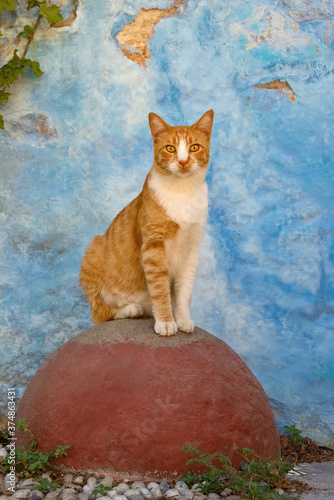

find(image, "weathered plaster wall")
[1,0,333,444]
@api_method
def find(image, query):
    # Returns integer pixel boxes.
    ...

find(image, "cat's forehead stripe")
[178,138,188,162]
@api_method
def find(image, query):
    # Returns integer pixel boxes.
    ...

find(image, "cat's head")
[148,110,214,178]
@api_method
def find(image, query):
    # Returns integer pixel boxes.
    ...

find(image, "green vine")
[0,0,63,130]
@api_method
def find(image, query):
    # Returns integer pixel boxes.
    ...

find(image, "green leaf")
[18,24,34,38]
[0,52,43,88]
[27,60,43,78]
[0,0,15,13]
[0,115,4,130]
[0,52,26,87]
[0,90,11,104]
[26,0,40,11]
[39,2,63,24]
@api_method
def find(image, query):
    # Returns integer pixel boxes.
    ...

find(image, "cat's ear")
[148,113,170,141]
[193,109,214,140]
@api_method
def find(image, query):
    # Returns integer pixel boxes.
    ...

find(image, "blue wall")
[1,0,333,444]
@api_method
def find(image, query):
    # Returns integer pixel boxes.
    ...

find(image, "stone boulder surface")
[17,319,280,480]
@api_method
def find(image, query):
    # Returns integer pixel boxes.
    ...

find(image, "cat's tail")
[80,236,116,324]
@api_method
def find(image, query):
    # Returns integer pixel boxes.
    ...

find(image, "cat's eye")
[190,144,200,152]
[166,145,176,153]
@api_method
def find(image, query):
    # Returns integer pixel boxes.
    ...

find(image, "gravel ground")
[1,443,334,499]
[0,472,243,500]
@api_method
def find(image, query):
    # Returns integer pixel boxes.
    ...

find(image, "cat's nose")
[179,159,189,166]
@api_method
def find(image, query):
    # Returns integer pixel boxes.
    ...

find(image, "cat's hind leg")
[89,292,118,324]
[114,303,144,319]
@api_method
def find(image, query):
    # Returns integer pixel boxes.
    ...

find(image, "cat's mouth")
[169,162,195,177]
[178,164,192,175]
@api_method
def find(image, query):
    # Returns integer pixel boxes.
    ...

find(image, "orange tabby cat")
[80,110,214,336]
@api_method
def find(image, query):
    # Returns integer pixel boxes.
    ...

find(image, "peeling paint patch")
[255,79,296,101]
[229,5,311,52]
[8,113,58,140]
[51,0,78,28]
[281,0,332,22]
[52,9,77,28]
[116,2,184,68]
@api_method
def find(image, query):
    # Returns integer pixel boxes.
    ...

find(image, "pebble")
[126,495,144,500]
[87,478,98,488]
[29,492,45,500]
[149,488,162,499]
[78,494,89,500]
[175,482,188,491]
[124,490,141,498]
[208,495,220,500]
[74,478,84,486]
[106,492,118,498]
[64,476,73,486]
[115,484,130,495]
[165,490,179,498]
[62,489,77,500]
[4,473,18,492]
[221,490,232,497]
[41,474,52,481]
[179,491,194,499]
[12,491,32,499]
[28,495,42,500]
[19,480,40,489]
[146,484,159,492]
[137,489,151,499]
[131,483,145,490]
[112,496,128,500]
[44,491,61,500]
[100,477,114,488]
[0,447,8,462]
[83,477,98,496]
[159,482,169,495]
[106,490,117,498]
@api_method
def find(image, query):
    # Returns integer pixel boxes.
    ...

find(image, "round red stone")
[17,319,280,480]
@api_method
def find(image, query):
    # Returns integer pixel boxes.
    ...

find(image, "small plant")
[182,445,293,500]
[181,445,234,495]
[0,428,10,447]
[237,447,291,493]
[182,470,222,496]
[0,0,64,129]
[26,477,60,494]
[0,419,70,477]
[92,483,113,497]
[283,425,303,448]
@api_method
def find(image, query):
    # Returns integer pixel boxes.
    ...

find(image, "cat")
[80,109,214,336]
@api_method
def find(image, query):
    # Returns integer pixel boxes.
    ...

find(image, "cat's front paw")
[154,320,178,337]
[176,318,194,333]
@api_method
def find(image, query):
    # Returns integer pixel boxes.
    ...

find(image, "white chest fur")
[148,170,208,226]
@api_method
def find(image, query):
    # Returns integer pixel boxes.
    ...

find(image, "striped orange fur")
[80,110,214,336]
